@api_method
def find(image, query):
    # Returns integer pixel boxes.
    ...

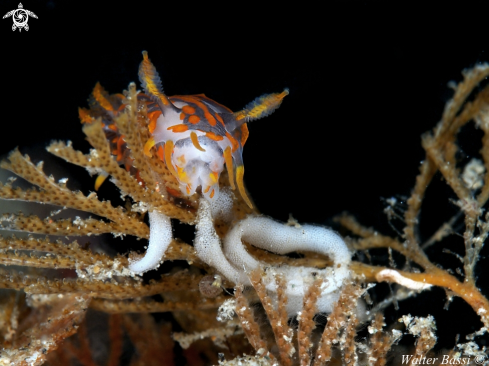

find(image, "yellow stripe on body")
[94,173,109,191]
[143,137,156,157]
[190,132,206,152]
[236,165,252,208]
[164,140,179,180]
[223,147,235,190]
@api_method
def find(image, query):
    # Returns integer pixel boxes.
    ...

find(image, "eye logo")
[3,3,37,32]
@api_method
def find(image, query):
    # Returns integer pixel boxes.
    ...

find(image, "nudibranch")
[77,53,352,310]
[78,83,135,190]
[79,52,287,207]
[138,51,288,207]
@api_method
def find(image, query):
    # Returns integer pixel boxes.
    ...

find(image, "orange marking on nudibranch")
[173,96,217,126]
[135,170,145,187]
[179,113,186,120]
[164,140,179,179]
[210,189,215,199]
[190,132,206,152]
[236,165,252,208]
[167,124,189,133]
[205,131,224,141]
[92,83,114,112]
[215,114,224,126]
[144,137,156,157]
[147,110,161,133]
[209,171,218,184]
[156,145,164,161]
[188,115,200,124]
[223,147,235,190]
[203,186,211,193]
[240,124,249,146]
[182,105,196,114]
[116,135,125,161]
[107,124,118,131]
[225,132,239,152]
[78,108,92,124]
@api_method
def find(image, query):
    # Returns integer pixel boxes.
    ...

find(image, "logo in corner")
[3,3,37,32]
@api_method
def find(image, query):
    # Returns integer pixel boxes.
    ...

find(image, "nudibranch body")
[78,83,135,190]
[139,51,288,207]
[80,52,288,207]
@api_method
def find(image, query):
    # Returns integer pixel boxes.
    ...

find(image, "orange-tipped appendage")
[92,82,115,112]
[140,51,171,106]
[236,165,252,208]
[223,147,235,190]
[235,89,289,122]
[78,108,92,123]
[94,174,109,191]
[144,137,156,157]
[190,132,206,152]
[164,140,179,179]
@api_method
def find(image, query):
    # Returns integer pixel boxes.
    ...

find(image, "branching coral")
[0,56,489,366]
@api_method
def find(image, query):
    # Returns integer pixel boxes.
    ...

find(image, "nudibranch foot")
[129,211,172,274]
[223,216,351,290]
[194,198,246,284]
[193,196,352,316]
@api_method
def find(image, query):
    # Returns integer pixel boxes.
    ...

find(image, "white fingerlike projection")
[129,211,172,274]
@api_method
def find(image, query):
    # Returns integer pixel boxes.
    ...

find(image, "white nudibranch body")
[128,188,351,316]
[194,194,352,315]
[223,216,351,314]
[129,211,172,274]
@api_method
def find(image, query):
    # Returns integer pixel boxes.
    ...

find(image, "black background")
[2,0,489,353]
